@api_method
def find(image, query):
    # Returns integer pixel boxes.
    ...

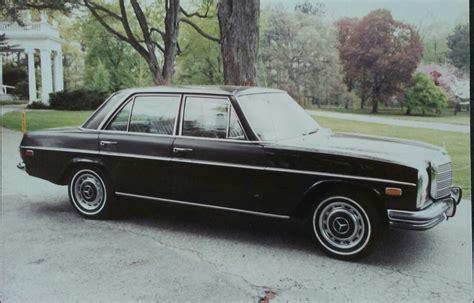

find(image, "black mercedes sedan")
[18,86,462,260]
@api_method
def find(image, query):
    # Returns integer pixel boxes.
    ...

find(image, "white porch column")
[0,53,3,95]
[53,50,64,92]
[26,48,37,103]
[40,48,53,104]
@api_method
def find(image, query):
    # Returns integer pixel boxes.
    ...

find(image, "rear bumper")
[387,187,462,231]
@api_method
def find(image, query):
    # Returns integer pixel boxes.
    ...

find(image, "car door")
[171,95,269,213]
[98,93,181,199]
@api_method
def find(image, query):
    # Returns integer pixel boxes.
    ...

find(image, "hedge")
[47,89,110,110]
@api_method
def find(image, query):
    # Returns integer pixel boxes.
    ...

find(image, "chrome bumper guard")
[387,187,462,231]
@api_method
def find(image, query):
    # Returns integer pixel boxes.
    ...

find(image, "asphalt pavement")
[1,127,471,302]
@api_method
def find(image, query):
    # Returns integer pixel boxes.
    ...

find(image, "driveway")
[308,110,470,133]
[1,104,27,116]
[1,128,471,302]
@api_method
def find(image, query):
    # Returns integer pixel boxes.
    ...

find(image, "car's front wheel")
[68,167,114,219]
[311,193,383,260]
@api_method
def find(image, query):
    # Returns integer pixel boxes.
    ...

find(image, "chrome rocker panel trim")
[115,191,291,219]
[387,187,462,231]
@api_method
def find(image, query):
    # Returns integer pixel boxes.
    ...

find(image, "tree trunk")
[162,0,180,84]
[360,94,366,109]
[148,59,165,85]
[406,108,411,115]
[371,98,378,113]
[218,0,259,86]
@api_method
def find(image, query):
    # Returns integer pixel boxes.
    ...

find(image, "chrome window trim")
[178,94,249,141]
[115,191,291,219]
[225,102,231,138]
[176,135,256,144]
[19,145,417,187]
[227,106,247,141]
[96,130,255,143]
[100,93,182,134]
[126,97,135,132]
[98,129,176,139]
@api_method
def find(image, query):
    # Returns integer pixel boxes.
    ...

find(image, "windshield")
[237,92,320,141]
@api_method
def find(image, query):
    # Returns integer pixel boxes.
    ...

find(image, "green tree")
[405,72,448,115]
[419,21,451,64]
[447,24,469,69]
[80,13,153,91]
[259,8,346,108]
[174,9,222,84]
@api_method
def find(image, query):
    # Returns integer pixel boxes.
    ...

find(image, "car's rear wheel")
[311,193,383,260]
[68,167,114,219]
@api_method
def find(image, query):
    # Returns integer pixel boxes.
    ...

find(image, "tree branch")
[150,27,166,39]
[84,1,129,44]
[117,0,149,58]
[180,4,213,18]
[86,1,122,21]
[181,18,220,42]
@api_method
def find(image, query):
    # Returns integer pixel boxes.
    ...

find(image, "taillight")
[21,149,34,157]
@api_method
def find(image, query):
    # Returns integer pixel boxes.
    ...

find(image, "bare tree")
[84,0,181,85]
[4,0,262,86]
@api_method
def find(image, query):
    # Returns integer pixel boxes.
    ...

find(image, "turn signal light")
[385,187,402,196]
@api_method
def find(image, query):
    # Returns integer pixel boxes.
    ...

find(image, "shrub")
[14,80,29,100]
[404,72,448,115]
[48,89,110,111]
[27,101,51,109]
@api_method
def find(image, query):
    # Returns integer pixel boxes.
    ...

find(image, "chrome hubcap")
[318,201,366,250]
[73,172,104,211]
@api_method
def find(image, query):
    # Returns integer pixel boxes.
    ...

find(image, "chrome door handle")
[173,147,193,153]
[100,140,118,146]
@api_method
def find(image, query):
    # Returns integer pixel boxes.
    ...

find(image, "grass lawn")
[0,100,28,106]
[1,110,93,131]
[311,106,470,125]
[315,115,470,197]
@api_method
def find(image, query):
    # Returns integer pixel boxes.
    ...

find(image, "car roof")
[119,85,285,97]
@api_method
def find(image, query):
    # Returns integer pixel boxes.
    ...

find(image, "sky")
[260,0,469,28]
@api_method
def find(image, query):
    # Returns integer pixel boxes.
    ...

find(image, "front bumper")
[387,187,462,231]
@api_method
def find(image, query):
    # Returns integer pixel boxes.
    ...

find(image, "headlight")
[416,168,429,208]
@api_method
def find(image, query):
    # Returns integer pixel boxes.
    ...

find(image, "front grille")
[433,162,452,199]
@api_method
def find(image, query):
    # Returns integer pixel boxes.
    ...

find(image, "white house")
[0,11,64,104]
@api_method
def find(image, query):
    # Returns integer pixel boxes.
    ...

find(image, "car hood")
[271,129,450,169]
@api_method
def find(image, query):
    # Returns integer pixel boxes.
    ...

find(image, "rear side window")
[106,101,132,131]
[128,95,181,135]
[181,97,229,139]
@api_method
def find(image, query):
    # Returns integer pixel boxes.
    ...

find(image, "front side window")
[228,108,246,140]
[128,95,181,135]
[181,97,232,139]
